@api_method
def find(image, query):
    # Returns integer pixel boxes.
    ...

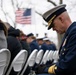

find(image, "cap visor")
[48,25,52,30]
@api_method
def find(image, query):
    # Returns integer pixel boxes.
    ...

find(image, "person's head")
[36,37,44,45]
[42,4,72,34]
[43,38,51,45]
[26,33,35,44]
[5,22,24,37]
[17,30,26,40]
[27,33,34,37]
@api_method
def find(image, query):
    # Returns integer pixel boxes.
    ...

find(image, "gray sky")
[0,0,76,46]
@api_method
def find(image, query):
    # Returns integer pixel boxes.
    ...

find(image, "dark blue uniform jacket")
[55,22,76,75]
[30,40,39,52]
[44,22,76,75]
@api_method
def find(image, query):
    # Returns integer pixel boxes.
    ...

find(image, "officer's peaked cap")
[27,33,34,37]
[42,4,66,30]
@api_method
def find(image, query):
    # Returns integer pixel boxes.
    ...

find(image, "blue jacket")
[55,22,76,75]
[40,43,49,53]
[48,44,57,51]
[30,40,39,52]
[44,22,76,75]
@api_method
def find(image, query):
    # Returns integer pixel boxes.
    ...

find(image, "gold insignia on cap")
[48,15,56,27]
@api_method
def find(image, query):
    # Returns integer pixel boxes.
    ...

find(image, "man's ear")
[59,17,64,23]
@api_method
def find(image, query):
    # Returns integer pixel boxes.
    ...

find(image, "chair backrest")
[40,50,49,64]
[49,50,54,61]
[35,49,44,64]
[47,50,52,61]
[6,50,28,75]
[0,48,11,75]
[20,49,38,75]
[52,50,59,63]
[28,49,38,67]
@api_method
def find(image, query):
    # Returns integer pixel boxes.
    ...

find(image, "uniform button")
[62,53,64,55]
[55,66,57,70]
[64,48,66,51]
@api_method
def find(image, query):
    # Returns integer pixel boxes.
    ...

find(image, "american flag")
[16,9,31,24]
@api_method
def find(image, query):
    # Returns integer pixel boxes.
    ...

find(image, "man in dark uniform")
[35,4,76,75]
[36,36,49,53]
[5,23,22,75]
[43,37,57,51]
[26,33,39,52]
[0,20,7,49]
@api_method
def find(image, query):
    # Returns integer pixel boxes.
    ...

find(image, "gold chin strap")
[48,15,56,27]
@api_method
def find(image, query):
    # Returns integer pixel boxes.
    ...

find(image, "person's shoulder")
[30,40,38,46]
[70,22,76,32]
[7,36,19,43]
[42,43,49,48]
[7,36,16,39]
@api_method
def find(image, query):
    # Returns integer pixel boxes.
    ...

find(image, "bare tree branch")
[16,1,19,8]
[15,0,20,9]
[19,1,23,7]
[11,0,17,28]
[11,0,15,12]
[47,0,57,6]
[0,0,8,22]
[35,10,42,16]
[59,0,63,4]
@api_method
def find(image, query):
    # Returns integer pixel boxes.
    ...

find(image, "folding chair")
[47,50,52,62]
[20,49,38,75]
[52,50,59,63]
[6,50,28,75]
[35,49,44,65]
[49,50,54,61]
[0,48,11,75]
[40,50,49,64]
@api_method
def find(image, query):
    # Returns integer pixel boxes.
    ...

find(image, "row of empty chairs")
[18,49,59,75]
[40,50,59,65]
[0,48,59,75]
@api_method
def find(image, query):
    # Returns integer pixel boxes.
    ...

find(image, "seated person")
[0,20,7,49]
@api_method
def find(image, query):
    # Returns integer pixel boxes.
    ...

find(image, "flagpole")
[31,6,37,36]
